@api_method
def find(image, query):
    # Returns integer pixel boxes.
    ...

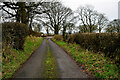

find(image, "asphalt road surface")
[14,38,89,78]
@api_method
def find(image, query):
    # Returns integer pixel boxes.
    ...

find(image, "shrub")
[54,35,63,41]
[2,22,29,51]
[28,30,42,37]
[68,33,120,65]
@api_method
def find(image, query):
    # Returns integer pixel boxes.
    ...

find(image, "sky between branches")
[61,0,120,21]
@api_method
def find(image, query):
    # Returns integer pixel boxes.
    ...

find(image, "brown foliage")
[28,30,42,37]
[2,22,29,51]
[54,35,63,41]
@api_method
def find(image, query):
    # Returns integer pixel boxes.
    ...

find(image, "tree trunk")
[99,28,101,33]
[29,16,34,30]
[54,26,59,34]
[21,2,27,25]
[63,26,66,41]
[54,30,58,34]
[46,27,49,35]
[98,26,101,33]
[16,8,20,22]
[89,26,93,33]
[16,2,27,25]
[90,29,92,33]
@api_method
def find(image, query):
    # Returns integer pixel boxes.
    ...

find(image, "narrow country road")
[14,38,48,78]
[14,38,89,78]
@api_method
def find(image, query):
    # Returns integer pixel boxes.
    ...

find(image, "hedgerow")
[53,35,63,41]
[67,33,120,65]
[28,30,42,37]
[2,22,29,51]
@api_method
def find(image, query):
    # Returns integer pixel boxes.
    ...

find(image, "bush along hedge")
[28,30,42,37]
[53,35,63,41]
[2,22,29,50]
[67,33,120,66]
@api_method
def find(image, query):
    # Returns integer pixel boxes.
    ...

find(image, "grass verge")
[0,42,2,79]
[43,40,59,78]
[2,35,43,79]
[53,39,120,79]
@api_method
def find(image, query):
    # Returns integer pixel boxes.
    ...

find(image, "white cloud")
[62,0,120,21]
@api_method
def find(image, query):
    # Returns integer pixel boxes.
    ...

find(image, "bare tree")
[77,5,108,33]
[42,22,51,35]
[77,25,87,33]
[97,13,108,33]
[40,1,73,34]
[33,23,42,32]
[62,12,76,40]
[105,19,120,33]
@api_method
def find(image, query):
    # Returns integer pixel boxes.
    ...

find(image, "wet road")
[14,38,89,78]
[15,38,48,78]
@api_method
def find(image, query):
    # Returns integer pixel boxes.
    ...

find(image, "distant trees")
[77,6,108,33]
[97,14,108,33]
[62,20,75,40]
[77,6,98,33]
[62,12,76,40]
[33,23,42,32]
[105,19,120,33]
[2,1,119,34]
[77,25,87,33]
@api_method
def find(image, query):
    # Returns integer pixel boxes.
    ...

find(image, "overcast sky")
[61,0,120,21]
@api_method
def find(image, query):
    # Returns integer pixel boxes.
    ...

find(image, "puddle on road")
[43,39,59,78]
